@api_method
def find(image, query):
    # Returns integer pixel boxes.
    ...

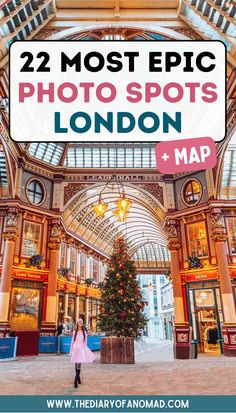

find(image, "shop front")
[89,298,100,333]
[186,275,223,355]
[68,294,76,322]
[79,297,86,320]
[85,287,100,333]
[58,292,65,322]
[10,281,42,331]
[9,269,46,332]
[8,268,47,356]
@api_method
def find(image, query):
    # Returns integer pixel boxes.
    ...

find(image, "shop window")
[215,288,224,324]
[26,179,44,205]
[195,289,214,307]
[79,299,85,316]
[187,221,208,258]
[80,253,86,279]
[227,218,236,254]
[9,287,40,330]
[21,221,41,257]
[68,296,75,321]
[70,246,77,275]
[89,258,93,278]
[58,294,65,321]
[60,242,66,268]
[182,179,202,206]
[93,259,99,282]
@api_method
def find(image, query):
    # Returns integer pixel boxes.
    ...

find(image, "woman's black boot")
[74,374,78,388]
[76,368,81,384]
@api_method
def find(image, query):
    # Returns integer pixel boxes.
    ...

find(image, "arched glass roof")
[63,183,167,256]
[28,142,65,165]
[56,28,169,42]
[26,142,156,168]
[220,131,236,199]
[180,0,236,51]
[132,242,170,268]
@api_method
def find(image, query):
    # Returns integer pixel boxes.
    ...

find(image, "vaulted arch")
[63,182,167,256]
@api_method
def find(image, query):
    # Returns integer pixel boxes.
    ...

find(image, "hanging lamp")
[92,197,108,218]
[92,173,132,222]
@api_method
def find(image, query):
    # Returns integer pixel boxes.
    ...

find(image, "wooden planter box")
[100,336,135,364]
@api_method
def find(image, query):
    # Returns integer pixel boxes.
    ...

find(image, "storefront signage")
[13,270,45,282]
[185,273,218,282]
[73,174,163,182]
[68,285,76,293]
[88,289,101,298]
[230,270,236,279]
[79,285,87,295]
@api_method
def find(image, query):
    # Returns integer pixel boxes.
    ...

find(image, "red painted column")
[182,284,189,323]
[165,222,192,359]
[75,286,80,321]
[41,237,61,335]
[211,211,236,356]
[0,231,17,336]
[169,242,185,324]
[42,284,48,322]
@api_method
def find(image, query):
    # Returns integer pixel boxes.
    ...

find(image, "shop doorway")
[188,286,223,355]
[195,308,220,354]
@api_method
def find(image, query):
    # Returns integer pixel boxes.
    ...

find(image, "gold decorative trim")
[168,241,181,251]
[48,240,61,250]
[2,232,18,242]
[212,233,228,242]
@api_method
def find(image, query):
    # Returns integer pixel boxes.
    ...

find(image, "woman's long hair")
[74,323,86,342]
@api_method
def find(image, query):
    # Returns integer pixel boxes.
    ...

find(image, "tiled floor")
[0,340,236,395]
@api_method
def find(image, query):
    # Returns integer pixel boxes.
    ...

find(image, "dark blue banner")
[38,337,58,353]
[87,336,101,351]
[0,337,17,360]
[59,336,72,353]
[59,336,101,353]
[0,395,235,412]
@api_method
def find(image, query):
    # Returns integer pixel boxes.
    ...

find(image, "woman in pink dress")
[70,319,95,388]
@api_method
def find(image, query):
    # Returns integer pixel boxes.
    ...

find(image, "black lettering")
[20,51,34,72]
[84,52,104,72]
[124,52,139,72]
[183,52,194,72]
[61,52,81,72]
[196,52,215,72]
[149,52,162,72]
[36,52,50,72]
[107,52,123,72]
[165,52,181,72]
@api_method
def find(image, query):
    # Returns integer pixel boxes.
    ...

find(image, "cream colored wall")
[55,0,179,9]
[53,8,179,21]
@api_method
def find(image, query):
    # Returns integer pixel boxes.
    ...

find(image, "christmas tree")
[98,236,147,337]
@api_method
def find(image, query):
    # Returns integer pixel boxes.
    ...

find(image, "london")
[54,110,182,135]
